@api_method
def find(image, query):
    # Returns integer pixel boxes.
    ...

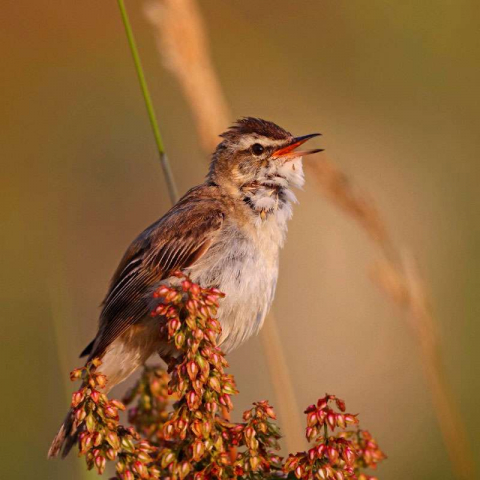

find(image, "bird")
[48,117,322,458]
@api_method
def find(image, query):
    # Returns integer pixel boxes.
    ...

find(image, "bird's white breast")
[187,203,291,352]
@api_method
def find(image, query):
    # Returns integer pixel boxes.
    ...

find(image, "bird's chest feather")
[186,211,287,351]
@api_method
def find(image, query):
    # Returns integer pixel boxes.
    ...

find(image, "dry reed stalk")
[372,254,475,479]
[144,0,307,452]
[144,0,475,476]
[304,157,394,256]
[145,0,229,154]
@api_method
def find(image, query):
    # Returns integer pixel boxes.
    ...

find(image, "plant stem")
[117,0,178,204]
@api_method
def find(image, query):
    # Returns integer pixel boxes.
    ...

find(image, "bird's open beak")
[271,133,323,160]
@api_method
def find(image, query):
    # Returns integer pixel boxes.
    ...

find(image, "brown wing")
[85,189,225,360]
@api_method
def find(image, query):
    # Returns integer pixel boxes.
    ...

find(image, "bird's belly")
[187,236,279,352]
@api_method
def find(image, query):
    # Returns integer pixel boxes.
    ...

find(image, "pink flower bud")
[187,391,198,409]
[265,405,276,419]
[336,414,346,429]
[317,443,326,457]
[80,433,93,453]
[179,461,191,478]
[219,394,233,410]
[90,390,100,404]
[71,390,85,407]
[327,412,336,430]
[92,432,103,447]
[120,437,135,453]
[70,368,83,381]
[343,447,356,465]
[133,461,148,478]
[85,413,96,433]
[110,399,126,411]
[305,426,316,441]
[328,446,339,463]
[250,455,260,471]
[294,465,304,478]
[104,405,118,418]
[192,440,205,461]
[94,454,106,474]
[95,374,107,388]
[345,414,358,425]
[194,329,204,342]
[307,411,318,427]
[186,361,199,381]
[175,332,186,349]
[106,448,117,460]
[168,318,181,337]
[335,397,346,412]
[317,397,328,410]
[74,407,87,424]
[106,431,120,450]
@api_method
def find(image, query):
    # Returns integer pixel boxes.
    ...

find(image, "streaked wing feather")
[88,197,224,359]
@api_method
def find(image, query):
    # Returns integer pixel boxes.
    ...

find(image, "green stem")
[117,0,178,204]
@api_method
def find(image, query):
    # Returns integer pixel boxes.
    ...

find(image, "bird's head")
[208,117,322,195]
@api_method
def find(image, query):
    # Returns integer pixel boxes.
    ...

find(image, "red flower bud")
[90,390,100,404]
[106,431,120,450]
[345,414,358,425]
[186,361,199,381]
[94,454,106,474]
[294,465,304,478]
[95,374,107,388]
[106,448,117,461]
[327,412,336,430]
[133,461,148,477]
[70,368,83,381]
[71,389,85,407]
[192,440,205,461]
[110,399,126,411]
[328,446,339,463]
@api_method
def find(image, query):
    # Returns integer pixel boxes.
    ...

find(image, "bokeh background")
[1,1,479,479]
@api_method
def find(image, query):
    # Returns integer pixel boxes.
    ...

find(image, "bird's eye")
[251,143,264,156]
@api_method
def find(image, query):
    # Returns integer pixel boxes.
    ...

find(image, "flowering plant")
[68,273,385,479]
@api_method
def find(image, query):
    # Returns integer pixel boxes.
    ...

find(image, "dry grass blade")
[144,0,307,452]
[145,0,230,153]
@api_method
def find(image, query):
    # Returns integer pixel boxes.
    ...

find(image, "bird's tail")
[47,408,80,459]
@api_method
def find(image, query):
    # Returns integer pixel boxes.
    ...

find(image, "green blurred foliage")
[0,1,478,479]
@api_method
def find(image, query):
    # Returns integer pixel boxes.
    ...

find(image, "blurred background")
[1,1,479,479]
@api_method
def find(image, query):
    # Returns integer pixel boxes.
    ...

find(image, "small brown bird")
[48,117,321,458]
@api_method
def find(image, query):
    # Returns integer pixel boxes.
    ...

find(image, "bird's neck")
[239,182,297,244]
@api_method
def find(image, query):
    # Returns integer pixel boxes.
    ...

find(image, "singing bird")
[48,117,322,458]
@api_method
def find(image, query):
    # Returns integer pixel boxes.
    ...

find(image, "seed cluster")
[284,395,386,480]
[68,273,386,479]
